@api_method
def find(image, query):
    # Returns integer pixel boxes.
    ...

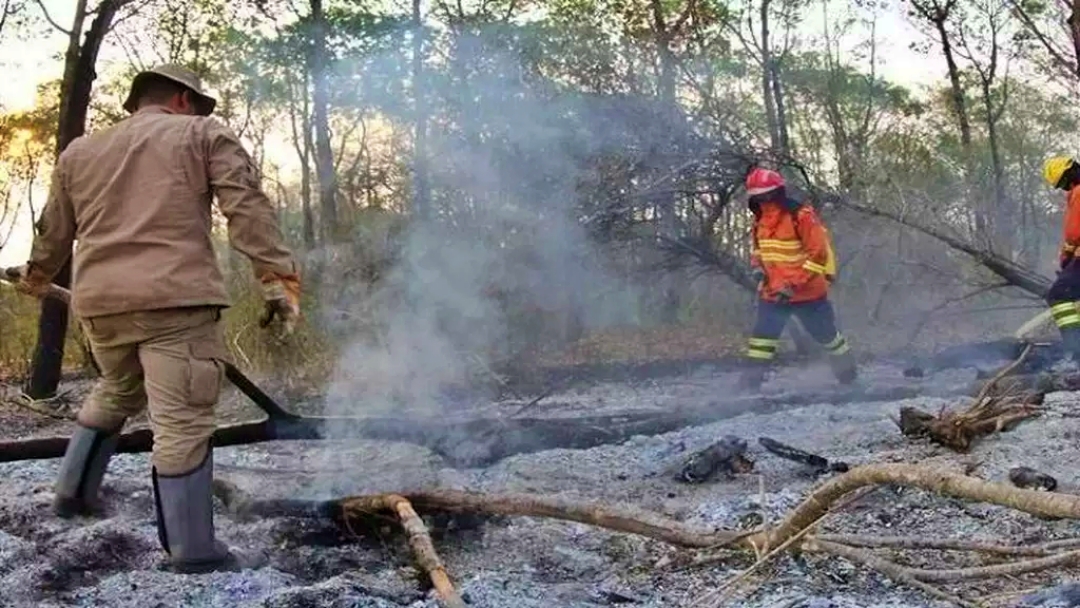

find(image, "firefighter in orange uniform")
[1042,156,1080,357]
[738,167,857,390]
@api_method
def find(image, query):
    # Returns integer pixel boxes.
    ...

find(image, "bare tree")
[723,0,799,154]
[309,0,337,241]
[906,0,973,148]
[412,0,430,219]
[955,0,1015,254]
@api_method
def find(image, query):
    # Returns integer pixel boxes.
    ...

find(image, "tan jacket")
[27,106,297,318]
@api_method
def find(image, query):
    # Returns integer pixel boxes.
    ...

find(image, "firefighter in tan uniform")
[13,65,300,573]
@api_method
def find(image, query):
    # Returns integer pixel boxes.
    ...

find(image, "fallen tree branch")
[212,481,743,549]
[814,533,1054,557]
[909,549,1080,583]
[214,480,464,607]
[806,539,980,608]
[822,191,1051,298]
[761,463,1080,550]
[217,464,1080,556]
[688,487,879,608]
[213,463,1080,607]
[348,495,466,608]
[972,344,1032,404]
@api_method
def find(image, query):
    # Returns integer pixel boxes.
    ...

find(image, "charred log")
[758,436,849,474]
[0,384,935,468]
[1009,467,1058,492]
[677,435,753,483]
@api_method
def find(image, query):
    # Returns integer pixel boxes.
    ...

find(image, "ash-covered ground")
[3,354,1080,608]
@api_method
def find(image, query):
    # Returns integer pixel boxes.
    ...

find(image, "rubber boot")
[53,424,120,518]
[1061,326,1080,361]
[738,363,769,392]
[152,450,263,574]
[829,351,858,385]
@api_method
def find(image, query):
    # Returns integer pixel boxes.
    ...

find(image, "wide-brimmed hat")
[122,64,217,116]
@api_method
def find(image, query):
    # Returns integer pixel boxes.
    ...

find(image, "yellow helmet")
[1043,156,1075,188]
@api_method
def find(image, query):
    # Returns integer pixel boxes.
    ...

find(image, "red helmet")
[746,168,785,196]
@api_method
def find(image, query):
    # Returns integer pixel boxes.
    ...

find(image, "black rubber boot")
[738,363,769,392]
[53,424,120,518]
[829,351,858,385]
[1061,326,1080,361]
[152,450,264,574]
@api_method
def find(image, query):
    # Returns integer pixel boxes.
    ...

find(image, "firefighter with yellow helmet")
[1042,156,1080,357]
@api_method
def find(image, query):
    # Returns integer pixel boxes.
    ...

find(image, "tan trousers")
[76,306,229,476]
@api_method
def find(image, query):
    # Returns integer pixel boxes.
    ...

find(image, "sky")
[0,0,940,267]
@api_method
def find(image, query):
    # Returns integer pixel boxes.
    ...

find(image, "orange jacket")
[1061,185,1080,266]
[750,199,831,303]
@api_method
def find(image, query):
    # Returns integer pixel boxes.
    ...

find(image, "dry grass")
[538,321,748,367]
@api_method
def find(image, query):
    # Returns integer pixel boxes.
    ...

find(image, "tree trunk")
[1071,0,1080,79]
[412,0,430,220]
[759,0,781,150]
[310,0,337,242]
[770,58,791,155]
[649,0,682,322]
[286,65,315,250]
[936,17,972,149]
[25,0,122,399]
[928,9,986,245]
[981,81,1010,256]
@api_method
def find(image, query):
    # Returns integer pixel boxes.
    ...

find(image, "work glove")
[776,285,795,304]
[259,273,301,335]
[4,264,52,299]
[749,267,765,285]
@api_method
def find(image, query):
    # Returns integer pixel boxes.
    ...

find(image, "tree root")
[899,345,1042,452]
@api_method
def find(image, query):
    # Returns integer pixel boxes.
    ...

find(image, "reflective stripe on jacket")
[749,200,830,303]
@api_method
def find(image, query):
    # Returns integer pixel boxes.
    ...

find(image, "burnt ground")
[2,354,1080,607]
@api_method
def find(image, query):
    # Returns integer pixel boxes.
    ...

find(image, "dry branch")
[213,480,464,608]
[760,463,1080,550]
[909,549,1080,583]
[345,495,465,608]
[806,539,980,608]
[823,194,1052,297]
[214,463,1080,607]
[897,346,1040,452]
[0,383,944,468]
[216,465,1080,554]
[212,482,743,549]
[814,533,1055,557]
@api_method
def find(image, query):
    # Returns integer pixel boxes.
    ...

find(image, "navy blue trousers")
[745,298,849,362]
[1047,262,1080,334]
